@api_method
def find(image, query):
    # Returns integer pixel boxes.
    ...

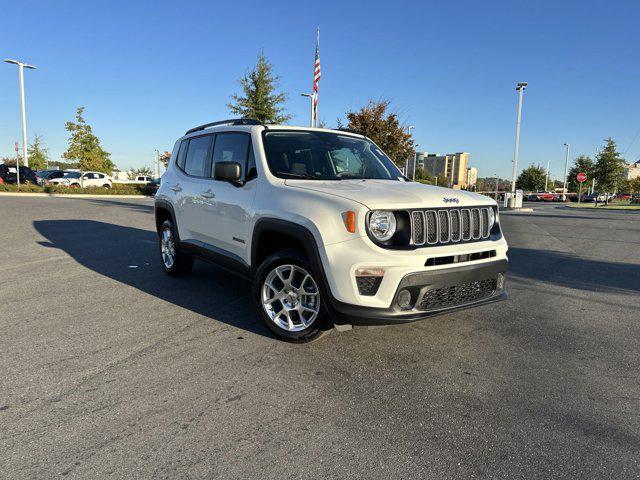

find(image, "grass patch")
[566,203,640,210]
[0,183,153,195]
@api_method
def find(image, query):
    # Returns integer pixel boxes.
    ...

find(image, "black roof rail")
[185,118,263,135]
[334,127,363,136]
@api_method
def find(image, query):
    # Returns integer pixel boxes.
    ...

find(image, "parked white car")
[49,171,113,188]
[155,119,508,342]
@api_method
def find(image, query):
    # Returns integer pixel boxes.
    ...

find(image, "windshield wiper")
[276,171,340,180]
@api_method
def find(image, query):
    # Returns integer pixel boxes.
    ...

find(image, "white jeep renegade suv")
[155,119,508,341]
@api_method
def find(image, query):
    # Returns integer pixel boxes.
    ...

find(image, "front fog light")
[397,289,412,310]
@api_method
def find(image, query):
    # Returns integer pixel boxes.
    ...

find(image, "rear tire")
[253,249,330,342]
[158,219,193,277]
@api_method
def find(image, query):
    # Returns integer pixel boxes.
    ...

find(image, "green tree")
[158,151,172,168]
[414,168,434,183]
[127,166,153,180]
[27,135,49,171]
[228,52,291,124]
[1,156,22,167]
[593,138,625,196]
[629,176,640,194]
[567,155,594,193]
[63,107,114,173]
[516,165,547,191]
[435,173,449,187]
[341,100,415,168]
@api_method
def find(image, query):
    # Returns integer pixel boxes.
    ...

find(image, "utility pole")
[14,141,20,186]
[510,82,527,199]
[544,160,550,191]
[4,59,37,168]
[562,143,570,201]
[494,174,499,200]
[407,126,415,177]
[154,149,160,178]
[413,144,420,180]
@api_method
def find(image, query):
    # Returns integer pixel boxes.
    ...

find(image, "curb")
[0,192,153,199]
[501,207,534,213]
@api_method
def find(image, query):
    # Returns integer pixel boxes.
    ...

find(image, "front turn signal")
[343,211,356,233]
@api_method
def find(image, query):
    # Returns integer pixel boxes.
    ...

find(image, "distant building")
[623,161,640,180]
[422,152,470,188]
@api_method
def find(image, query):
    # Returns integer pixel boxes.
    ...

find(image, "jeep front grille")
[410,207,493,246]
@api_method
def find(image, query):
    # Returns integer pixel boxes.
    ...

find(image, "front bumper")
[326,259,508,325]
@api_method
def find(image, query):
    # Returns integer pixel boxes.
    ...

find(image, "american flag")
[313,29,321,125]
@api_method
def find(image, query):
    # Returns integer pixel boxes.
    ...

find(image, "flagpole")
[312,27,320,128]
[314,27,319,127]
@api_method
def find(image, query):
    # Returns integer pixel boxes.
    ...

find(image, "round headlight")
[369,210,397,241]
[487,207,496,230]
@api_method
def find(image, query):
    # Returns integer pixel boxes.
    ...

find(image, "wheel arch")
[154,200,180,241]
[251,218,339,316]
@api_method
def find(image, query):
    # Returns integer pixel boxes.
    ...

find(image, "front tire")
[158,219,193,277]
[253,249,330,342]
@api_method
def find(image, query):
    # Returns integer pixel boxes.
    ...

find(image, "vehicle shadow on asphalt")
[34,219,274,338]
[509,247,640,294]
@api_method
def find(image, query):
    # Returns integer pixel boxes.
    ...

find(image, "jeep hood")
[284,179,495,210]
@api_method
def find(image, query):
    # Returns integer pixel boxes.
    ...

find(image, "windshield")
[63,172,81,179]
[262,130,404,181]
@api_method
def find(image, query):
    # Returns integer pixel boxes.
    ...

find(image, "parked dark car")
[0,164,39,184]
[144,177,162,195]
[35,169,68,185]
[631,194,640,205]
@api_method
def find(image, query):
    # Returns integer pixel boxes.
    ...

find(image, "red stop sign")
[577,172,587,183]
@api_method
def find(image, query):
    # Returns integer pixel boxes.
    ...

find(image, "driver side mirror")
[214,161,243,186]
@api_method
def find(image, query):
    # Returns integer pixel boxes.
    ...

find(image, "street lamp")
[544,160,551,192]
[301,93,314,127]
[407,126,415,177]
[4,59,36,168]
[413,143,420,180]
[510,82,527,199]
[562,143,570,201]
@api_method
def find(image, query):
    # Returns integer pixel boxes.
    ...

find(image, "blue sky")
[2,0,639,179]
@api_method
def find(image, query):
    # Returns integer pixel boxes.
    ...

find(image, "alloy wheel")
[261,264,320,332]
[160,228,175,269]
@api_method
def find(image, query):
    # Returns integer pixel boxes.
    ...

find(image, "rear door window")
[176,140,189,169]
[183,135,213,177]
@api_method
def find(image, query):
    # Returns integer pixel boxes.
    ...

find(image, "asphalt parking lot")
[1,197,639,479]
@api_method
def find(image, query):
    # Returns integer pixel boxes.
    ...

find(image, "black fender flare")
[251,218,340,316]
[154,199,181,242]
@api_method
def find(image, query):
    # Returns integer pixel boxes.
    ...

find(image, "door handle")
[200,190,215,199]
[170,184,182,192]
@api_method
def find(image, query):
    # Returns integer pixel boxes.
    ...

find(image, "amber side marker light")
[343,211,356,233]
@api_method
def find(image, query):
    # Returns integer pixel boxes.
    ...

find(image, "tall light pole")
[301,93,314,127]
[544,160,551,191]
[510,82,527,196]
[562,143,570,201]
[4,59,36,168]
[154,149,160,179]
[413,143,420,180]
[407,126,415,177]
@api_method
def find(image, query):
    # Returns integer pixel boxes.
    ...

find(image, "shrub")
[2,182,151,195]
